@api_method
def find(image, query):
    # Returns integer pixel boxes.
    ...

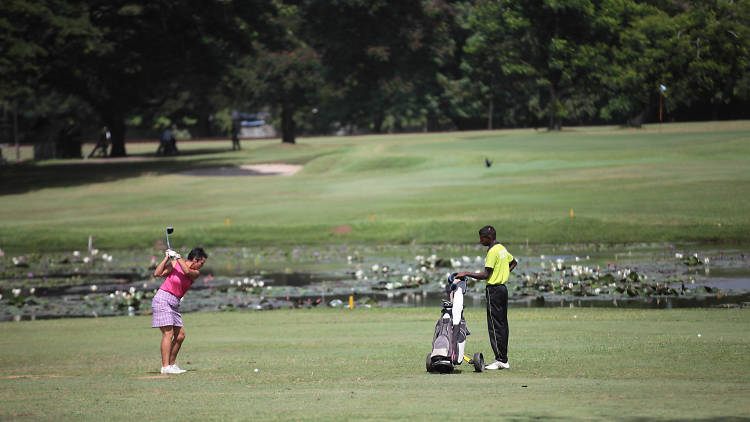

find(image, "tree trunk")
[108,115,127,157]
[281,103,296,144]
[488,94,494,130]
[548,85,561,131]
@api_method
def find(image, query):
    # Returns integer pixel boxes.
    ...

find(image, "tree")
[6,0,278,157]
[225,3,324,144]
[463,0,614,130]
[298,0,466,133]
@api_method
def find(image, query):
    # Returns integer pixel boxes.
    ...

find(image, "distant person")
[89,126,111,157]
[152,247,208,374]
[157,126,178,156]
[454,225,517,370]
[231,119,241,150]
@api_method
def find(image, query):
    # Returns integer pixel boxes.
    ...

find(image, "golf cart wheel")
[426,353,432,372]
[473,352,484,373]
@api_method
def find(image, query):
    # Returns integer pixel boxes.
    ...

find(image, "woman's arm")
[175,258,200,281]
[153,251,174,278]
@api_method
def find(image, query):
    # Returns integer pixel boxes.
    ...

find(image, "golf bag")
[426,274,484,373]
[426,300,467,373]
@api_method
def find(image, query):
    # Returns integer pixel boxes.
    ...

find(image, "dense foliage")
[1,0,748,154]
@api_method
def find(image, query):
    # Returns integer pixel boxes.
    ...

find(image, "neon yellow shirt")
[485,243,514,285]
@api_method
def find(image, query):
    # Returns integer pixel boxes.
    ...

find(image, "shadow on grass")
[0,148,242,195]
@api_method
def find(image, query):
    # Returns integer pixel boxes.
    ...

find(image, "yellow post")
[369,214,375,222]
[225,218,231,227]
[570,208,574,218]
[227,263,231,272]
[349,295,354,309]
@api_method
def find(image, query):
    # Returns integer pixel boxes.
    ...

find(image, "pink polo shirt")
[159,261,194,299]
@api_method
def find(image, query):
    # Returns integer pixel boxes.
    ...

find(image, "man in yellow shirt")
[455,225,517,370]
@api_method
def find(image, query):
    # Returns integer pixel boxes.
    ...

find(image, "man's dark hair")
[187,247,208,261]
[479,225,496,239]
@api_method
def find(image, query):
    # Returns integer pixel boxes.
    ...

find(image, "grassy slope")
[0,308,748,421]
[1,121,749,250]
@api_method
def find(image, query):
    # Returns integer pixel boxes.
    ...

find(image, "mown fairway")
[0,307,748,421]
[1,121,750,250]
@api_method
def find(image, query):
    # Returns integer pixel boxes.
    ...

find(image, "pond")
[1,243,749,321]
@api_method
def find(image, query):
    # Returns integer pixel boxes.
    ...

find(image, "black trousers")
[485,283,509,363]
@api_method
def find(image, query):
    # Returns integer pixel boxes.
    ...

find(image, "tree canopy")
[2,0,749,155]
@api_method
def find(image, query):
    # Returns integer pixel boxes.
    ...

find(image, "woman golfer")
[152,247,207,374]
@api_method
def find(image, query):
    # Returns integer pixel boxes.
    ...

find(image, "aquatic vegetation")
[1,244,748,320]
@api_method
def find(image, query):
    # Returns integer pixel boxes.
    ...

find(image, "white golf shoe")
[160,365,187,374]
[169,364,187,374]
[484,360,510,370]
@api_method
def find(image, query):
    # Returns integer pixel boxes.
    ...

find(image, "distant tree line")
[1,0,748,156]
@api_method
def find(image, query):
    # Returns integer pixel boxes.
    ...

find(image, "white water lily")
[355,270,364,279]
[0,294,3,300]
[675,253,683,259]
[462,256,470,263]
[402,275,410,282]
[90,249,98,256]
[594,288,601,295]
[371,264,379,272]
[258,281,264,287]
[73,251,80,257]
[420,266,427,273]
[106,255,113,262]
[382,266,389,273]
[568,282,574,290]
[475,256,482,262]
[12,257,18,265]
[703,257,710,264]
[347,255,352,263]
[540,255,545,260]
[90,285,97,292]
[12,288,21,297]
[129,287,135,294]
[29,287,35,295]
[83,257,91,263]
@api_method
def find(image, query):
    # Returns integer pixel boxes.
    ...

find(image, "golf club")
[166,226,174,249]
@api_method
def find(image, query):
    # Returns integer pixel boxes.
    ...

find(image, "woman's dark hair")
[187,247,208,261]
[479,225,496,239]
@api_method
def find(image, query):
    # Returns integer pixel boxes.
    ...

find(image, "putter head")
[166,226,174,234]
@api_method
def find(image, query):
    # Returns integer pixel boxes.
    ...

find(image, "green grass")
[1,307,748,421]
[2,121,750,250]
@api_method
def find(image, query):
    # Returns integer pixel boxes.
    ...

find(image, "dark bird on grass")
[485,158,492,167]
